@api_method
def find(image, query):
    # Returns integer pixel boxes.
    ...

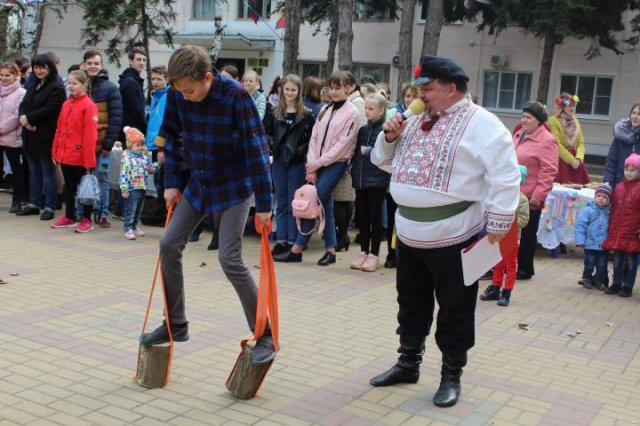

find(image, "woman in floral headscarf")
[549,92,590,185]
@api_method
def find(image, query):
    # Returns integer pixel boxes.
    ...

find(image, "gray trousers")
[159,196,258,330]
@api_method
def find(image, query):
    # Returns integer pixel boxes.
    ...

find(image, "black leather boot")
[370,335,425,387]
[497,289,511,306]
[479,284,500,301]
[433,352,466,407]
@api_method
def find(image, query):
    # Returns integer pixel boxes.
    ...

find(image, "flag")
[249,7,260,24]
[276,12,285,29]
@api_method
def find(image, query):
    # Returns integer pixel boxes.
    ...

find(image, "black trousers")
[396,236,479,356]
[518,209,541,276]
[385,192,397,257]
[356,187,387,255]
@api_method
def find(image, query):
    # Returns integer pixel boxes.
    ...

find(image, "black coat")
[264,108,315,164]
[351,117,390,189]
[118,67,147,137]
[19,77,66,158]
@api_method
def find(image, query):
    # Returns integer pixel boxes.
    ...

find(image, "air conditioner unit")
[490,54,508,69]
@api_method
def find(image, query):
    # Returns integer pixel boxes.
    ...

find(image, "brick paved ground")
[1,191,639,426]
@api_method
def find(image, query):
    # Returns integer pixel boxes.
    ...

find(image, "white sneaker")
[124,230,136,240]
[133,228,146,237]
[351,252,368,270]
[361,254,379,272]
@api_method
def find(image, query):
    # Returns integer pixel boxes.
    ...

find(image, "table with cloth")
[536,185,595,250]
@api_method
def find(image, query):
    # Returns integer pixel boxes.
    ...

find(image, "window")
[354,0,391,21]
[482,71,532,111]
[560,74,613,117]
[417,0,464,24]
[238,0,271,20]
[353,63,390,86]
[299,63,325,80]
[192,0,217,19]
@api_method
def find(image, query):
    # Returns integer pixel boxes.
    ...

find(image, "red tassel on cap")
[413,65,422,79]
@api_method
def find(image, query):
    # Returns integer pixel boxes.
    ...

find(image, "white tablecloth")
[536,185,595,249]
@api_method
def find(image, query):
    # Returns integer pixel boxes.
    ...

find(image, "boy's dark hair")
[221,64,239,80]
[83,50,102,63]
[12,56,30,69]
[128,47,147,61]
[151,65,168,78]
[67,64,81,74]
[31,53,59,81]
[167,45,211,82]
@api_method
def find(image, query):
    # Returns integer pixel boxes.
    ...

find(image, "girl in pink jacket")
[513,101,558,280]
[273,71,361,266]
[0,62,26,213]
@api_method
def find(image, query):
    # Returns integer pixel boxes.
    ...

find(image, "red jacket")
[52,93,98,169]
[602,178,640,253]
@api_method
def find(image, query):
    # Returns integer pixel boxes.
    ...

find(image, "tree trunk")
[325,11,338,76]
[337,0,355,71]
[282,0,302,75]
[22,3,42,57]
[421,0,444,56]
[141,4,152,101]
[0,9,10,58]
[397,0,417,90]
[536,30,557,104]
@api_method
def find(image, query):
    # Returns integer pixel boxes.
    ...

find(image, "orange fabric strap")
[253,217,279,351]
[139,197,180,384]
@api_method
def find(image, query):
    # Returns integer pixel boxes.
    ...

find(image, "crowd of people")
[2,46,640,408]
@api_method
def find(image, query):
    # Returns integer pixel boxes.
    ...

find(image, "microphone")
[384,99,426,134]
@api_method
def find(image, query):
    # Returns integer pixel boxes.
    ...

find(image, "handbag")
[291,183,325,235]
[76,171,101,205]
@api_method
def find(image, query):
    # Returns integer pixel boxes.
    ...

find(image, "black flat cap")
[414,55,469,86]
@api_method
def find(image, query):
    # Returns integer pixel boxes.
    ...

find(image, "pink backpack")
[291,184,325,236]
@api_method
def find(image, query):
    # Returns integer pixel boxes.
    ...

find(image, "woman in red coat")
[601,153,640,297]
[51,70,98,233]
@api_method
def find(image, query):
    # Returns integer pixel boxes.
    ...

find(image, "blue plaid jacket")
[161,74,272,213]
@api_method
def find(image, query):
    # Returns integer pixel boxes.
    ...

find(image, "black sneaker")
[582,277,594,289]
[273,250,302,263]
[251,334,276,364]
[604,284,621,295]
[619,286,632,297]
[384,254,396,269]
[139,321,189,346]
[40,209,54,221]
[271,243,289,256]
[516,271,532,280]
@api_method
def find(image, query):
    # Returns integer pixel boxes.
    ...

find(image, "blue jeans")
[25,153,56,211]
[612,251,638,289]
[582,249,609,284]
[295,161,348,249]
[272,156,306,245]
[123,189,145,232]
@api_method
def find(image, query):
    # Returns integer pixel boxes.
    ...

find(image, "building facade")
[39,0,640,157]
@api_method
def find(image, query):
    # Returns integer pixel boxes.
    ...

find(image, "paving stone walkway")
[0,192,638,425]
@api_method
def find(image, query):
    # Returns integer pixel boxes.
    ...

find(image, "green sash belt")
[398,201,473,223]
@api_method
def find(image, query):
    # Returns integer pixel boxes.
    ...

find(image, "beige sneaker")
[361,254,379,272]
[351,252,368,270]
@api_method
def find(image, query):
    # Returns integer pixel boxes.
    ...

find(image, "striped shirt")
[161,74,272,213]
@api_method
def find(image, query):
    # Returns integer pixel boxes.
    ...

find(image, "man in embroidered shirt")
[369,55,520,407]
[140,45,275,364]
